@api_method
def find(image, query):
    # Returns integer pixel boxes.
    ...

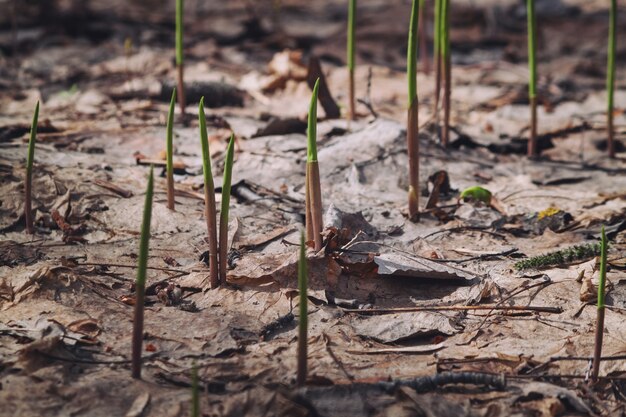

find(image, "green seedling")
[132,167,154,379]
[191,364,200,417]
[441,0,451,147]
[406,0,420,221]
[296,231,308,386]
[199,98,219,288]
[24,101,39,234]
[591,226,608,382]
[306,79,324,250]
[606,0,616,158]
[347,0,356,121]
[459,186,492,204]
[176,0,186,116]
[417,0,428,73]
[526,0,538,158]
[514,242,602,271]
[219,134,235,284]
[166,88,176,210]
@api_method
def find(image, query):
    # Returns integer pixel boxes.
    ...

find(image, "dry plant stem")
[308,162,323,251]
[198,98,219,288]
[25,101,39,235]
[528,96,538,157]
[343,304,562,314]
[406,0,419,221]
[606,0,616,158]
[132,167,154,379]
[166,89,176,210]
[297,232,308,386]
[218,135,236,284]
[591,226,608,383]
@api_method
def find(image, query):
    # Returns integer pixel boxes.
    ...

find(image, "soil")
[1,0,626,416]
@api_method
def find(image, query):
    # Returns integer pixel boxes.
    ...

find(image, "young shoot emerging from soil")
[406,0,420,221]
[199,98,219,288]
[24,100,39,234]
[219,134,236,284]
[131,166,154,379]
[166,88,176,210]
[306,78,324,250]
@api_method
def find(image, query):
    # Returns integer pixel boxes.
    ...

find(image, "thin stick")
[176,0,186,118]
[343,304,562,315]
[407,0,420,221]
[606,0,617,158]
[166,88,176,210]
[306,79,324,251]
[347,0,356,121]
[297,232,308,386]
[591,226,608,383]
[527,0,538,158]
[199,98,219,288]
[441,0,451,147]
[24,101,39,234]
[132,167,154,379]
[218,134,235,284]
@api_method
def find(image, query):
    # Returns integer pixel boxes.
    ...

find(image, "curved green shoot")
[191,364,199,417]
[219,134,236,284]
[607,0,616,158]
[132,166,154,379]
[199,98,219,288]
[166,88,176,210]
[307,78,320,162]
[527,0,538,157]
[24,100,39,234]
[347,0,356,121]
[407,0,418,107]
[297,231,308,386]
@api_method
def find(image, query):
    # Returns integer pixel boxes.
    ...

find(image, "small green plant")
[591,226,608,382]
[218,134,235,284]
[459,186,492,204]
[297,231,308,386]
[406,0,420,221]
[606,0,616,158]
[527,0,538,158]
[24,101,39,235]
[199,98,219,288]
[441,0,451,147]
[191,364,200,417]
[306,79,324,250]
[347,0,356,121]
[514,242,602,271]
[176,0,186,116]
[132,166,154,379]
[166,88,176,210]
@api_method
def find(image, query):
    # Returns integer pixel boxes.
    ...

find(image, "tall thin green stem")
[527,0,538,158]
[219,134,235,284]
[433,0,442,117]
[24,101,39,234]
[306,79,324,250]
[347,0,356,121]
[407,0,420,221]
[199,98,219,288]
[296,231,308,386]
[176,0,186,117]
[166,88,176,210]
[591,226,608,382]
[132,167,154,379]
[441,0,451,147]
[607,0,617,158]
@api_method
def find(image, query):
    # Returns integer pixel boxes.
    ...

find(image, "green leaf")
[459,186,492,204]
[166,88,176,190]
[220,134,235,235]
[198,97,214,192]
[26,101,40,174]
[136,167,154,290]
[527,0,537,98]
[307,79,320,162]
[407,0,418,105]
[176,0,184,66]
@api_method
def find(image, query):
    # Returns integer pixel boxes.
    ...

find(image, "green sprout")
[132,166,154,379]
[296,231,308,386]
[176,0,186,116]
[191,364,199,417]
[459,186,492,204]
[24,100,39,234]
[166,88,176,211]
[514,242,602,271]
[406,0,420,221]
[199,98,219,288]
[606,0,616,158]
[306,79,324,250]
[347,0,356,121]
[591,226,608,382]
[218,134,235,284]
[441,0,451,147]
[527,0,538,158]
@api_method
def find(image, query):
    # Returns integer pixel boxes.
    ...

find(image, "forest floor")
[1,0,626,416]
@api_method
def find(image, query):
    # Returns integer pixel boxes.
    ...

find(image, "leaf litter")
[1,0,626,415]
